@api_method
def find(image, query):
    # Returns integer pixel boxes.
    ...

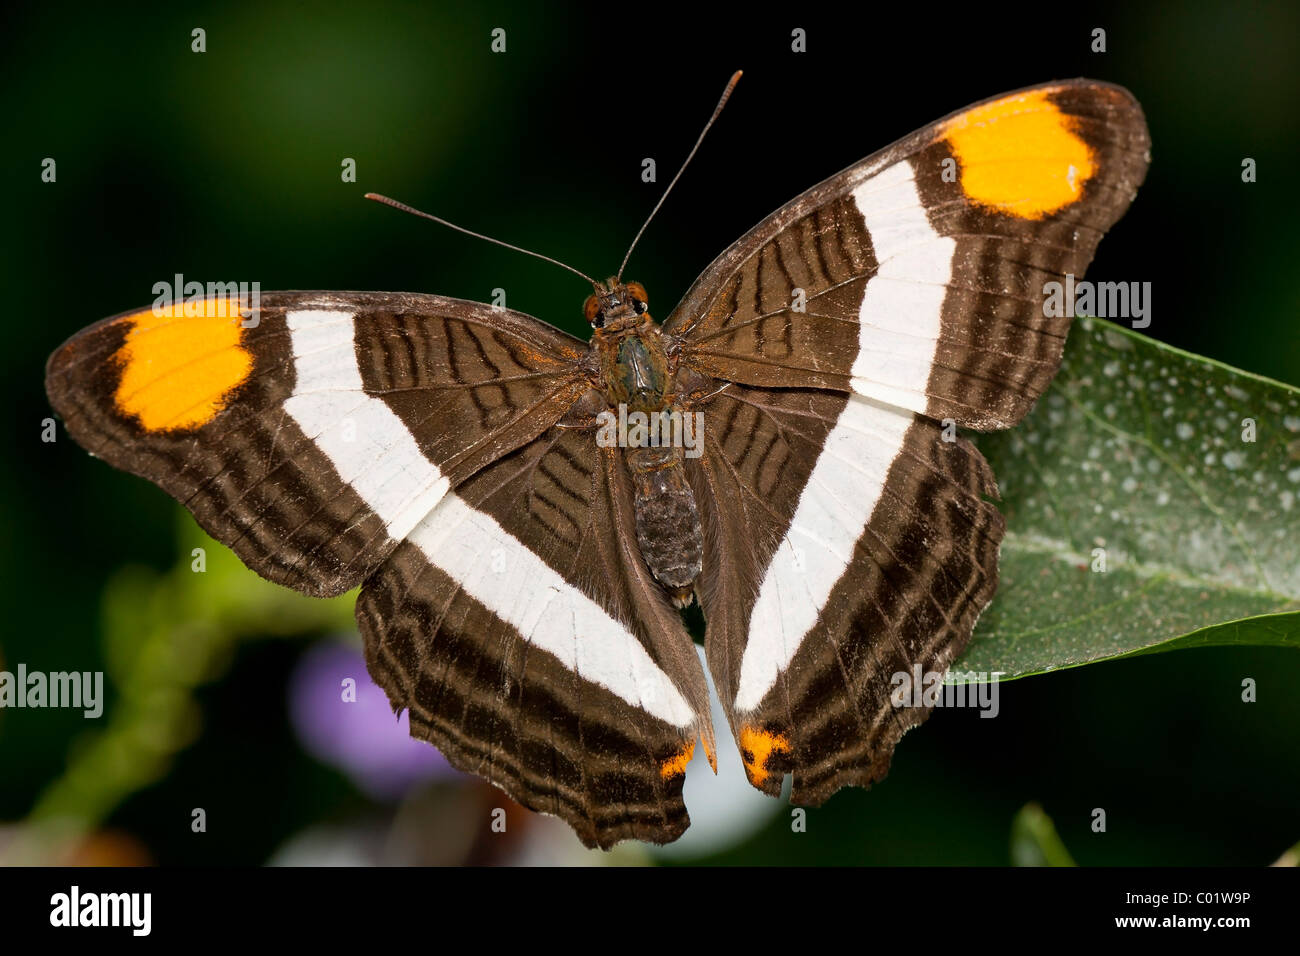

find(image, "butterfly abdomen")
[592,316,702,604]
[626,444,702,608]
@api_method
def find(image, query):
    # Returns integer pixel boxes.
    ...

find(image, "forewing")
[666,79,1150,429]
[45,290,589,596]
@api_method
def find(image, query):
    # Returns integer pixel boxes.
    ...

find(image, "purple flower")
[288,640,460,799]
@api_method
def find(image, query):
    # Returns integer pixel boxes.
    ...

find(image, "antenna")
[616,70,743,283]
[363,192,601,289]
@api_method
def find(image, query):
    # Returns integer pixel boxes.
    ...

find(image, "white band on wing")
[409,495,697,728]
[284,309,451,542]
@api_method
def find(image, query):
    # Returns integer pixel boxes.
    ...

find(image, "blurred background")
[2,0,1297,865]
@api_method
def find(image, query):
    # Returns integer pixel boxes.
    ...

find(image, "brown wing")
[685,383,1001,800]
[667,81,1148,800]
[358,421,714,848]
[45,290,590,596]
[666,79,1150,429]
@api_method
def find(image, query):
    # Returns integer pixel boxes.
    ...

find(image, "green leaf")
[954,317,1300,681]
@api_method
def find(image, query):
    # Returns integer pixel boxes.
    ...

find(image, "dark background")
[3,0,1298,864]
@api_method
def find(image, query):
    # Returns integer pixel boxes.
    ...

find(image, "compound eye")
[582,293,603,326]
[625,281,649,312]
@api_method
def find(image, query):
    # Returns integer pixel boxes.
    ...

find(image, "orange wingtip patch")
[112,297,254,431]
[660,740,695,779]
[941,88,1095,219]
[739,726,790,787]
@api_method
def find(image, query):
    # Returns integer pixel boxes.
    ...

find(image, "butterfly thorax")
[593,317,671,412]
[586,282,703,608]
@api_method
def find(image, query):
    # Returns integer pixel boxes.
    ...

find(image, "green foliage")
[958,318,1300,680]
[1,519,353,864]
[1010,803,1077,867]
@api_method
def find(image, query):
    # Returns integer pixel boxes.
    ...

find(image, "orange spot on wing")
[113,297,254,431]
[739,726,790,787]
[941,89,1095,219]
[660,740,695,779]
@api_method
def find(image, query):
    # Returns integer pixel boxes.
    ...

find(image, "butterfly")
[45,76,1149,848]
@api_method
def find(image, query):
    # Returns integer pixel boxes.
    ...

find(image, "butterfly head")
[584,279,651,334]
